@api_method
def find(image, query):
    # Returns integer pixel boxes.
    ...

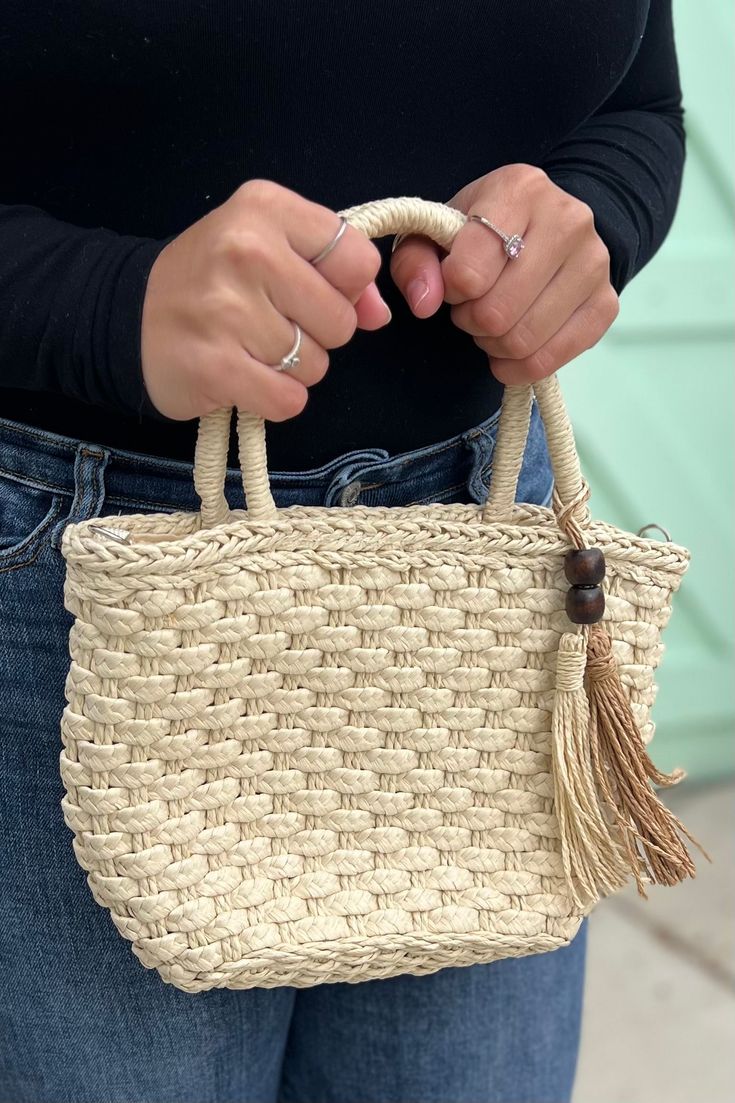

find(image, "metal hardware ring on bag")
[637,522,672,542]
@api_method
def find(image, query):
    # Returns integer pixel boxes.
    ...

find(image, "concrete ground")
[573,780,735,1103]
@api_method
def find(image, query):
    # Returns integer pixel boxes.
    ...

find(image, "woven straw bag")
[59,197,700,993]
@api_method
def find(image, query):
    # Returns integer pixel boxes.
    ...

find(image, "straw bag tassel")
[551,560,705,905]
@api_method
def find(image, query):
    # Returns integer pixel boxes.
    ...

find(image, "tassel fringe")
[551,630,631,907]
[584,622,707,896]
[552,623,709,906]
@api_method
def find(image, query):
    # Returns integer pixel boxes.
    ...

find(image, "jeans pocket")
[0,472,67,571]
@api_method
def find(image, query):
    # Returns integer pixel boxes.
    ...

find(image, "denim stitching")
[50,448,93,551]
[472,424,499,447]
[0,465,71,496]
[1,414,508,517]
[359,435,476,489]
[0,496,65,573]
[0,420,73,447]
[105,494,190,513]
[394,436,461,465]
[402,481,466,506]
[88,451,109,520]
[350,435,486,499]
[0,546,47,575]
[2,417,192,473]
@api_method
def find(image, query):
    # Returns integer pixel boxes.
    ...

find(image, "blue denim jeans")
[0,402,586,1103]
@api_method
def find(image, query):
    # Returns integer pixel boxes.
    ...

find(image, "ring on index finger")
[309,216,348,265]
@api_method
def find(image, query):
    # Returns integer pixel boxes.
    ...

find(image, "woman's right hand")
[140,179,391,422]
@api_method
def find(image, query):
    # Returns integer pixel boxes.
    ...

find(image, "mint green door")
[560,0,734,782]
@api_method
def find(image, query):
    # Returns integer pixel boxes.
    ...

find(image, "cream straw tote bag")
[59,197,701,993]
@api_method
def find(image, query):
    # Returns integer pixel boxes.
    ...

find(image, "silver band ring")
[391,231,428,254]
[309,216,348,265]
[468,213,525,259]
[273,321,302,372]
[391,231,408,254]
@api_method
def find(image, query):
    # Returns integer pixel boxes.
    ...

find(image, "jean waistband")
[0,403,525,513]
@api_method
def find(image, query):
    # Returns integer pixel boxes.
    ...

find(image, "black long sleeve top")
[0,1,684,471]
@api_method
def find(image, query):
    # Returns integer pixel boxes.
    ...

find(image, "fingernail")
[407,278,430,312]
[383,303,392,323]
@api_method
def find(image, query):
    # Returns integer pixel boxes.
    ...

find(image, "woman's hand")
[141,179,391,421]
[390,164,619,385]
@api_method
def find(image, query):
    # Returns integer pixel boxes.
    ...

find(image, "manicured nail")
[383,301,392,323]
[407,278,430,312]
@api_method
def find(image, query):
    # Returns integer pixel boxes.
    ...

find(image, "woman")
[0,2,684,1101]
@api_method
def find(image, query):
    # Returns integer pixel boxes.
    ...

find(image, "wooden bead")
[565,585,605,624]
[564,548,606,586]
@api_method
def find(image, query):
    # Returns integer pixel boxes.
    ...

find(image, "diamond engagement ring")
[273,321,302,372]
[309,216,348,265]
[468,213,525,259]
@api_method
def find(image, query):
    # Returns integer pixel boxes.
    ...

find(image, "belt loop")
[463,425,498,505]
[50,444,110,550]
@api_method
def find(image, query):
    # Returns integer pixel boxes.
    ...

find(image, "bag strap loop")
[193,196,591,533]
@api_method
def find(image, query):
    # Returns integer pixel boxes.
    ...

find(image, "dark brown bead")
[565,585,605,624]
[564,547,606,586]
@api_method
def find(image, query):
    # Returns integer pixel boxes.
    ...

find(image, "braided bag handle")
[194,197,591,537]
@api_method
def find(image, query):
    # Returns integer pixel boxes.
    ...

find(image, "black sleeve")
[541,0,685,293]
[0,203,169,415]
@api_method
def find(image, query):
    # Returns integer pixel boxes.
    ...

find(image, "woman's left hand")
[390,164,620,385]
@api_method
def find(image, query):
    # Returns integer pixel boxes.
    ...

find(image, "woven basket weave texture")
[60,503,687,991]
[58,197,690,991]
